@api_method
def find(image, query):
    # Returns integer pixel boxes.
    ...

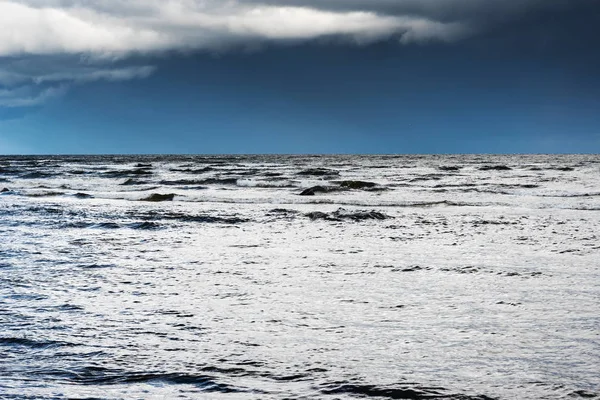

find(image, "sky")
[0,0,599,154]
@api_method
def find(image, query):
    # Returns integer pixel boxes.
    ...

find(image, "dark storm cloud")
[4,0,592,57]
[237,0,565,20]
[0,0,597,108]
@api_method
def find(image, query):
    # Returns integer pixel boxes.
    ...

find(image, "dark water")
[1,155,599,399]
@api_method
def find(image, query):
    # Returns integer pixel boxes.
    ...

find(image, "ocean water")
[0,154,598,400]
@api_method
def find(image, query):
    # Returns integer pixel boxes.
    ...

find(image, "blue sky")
[1,0,599,154]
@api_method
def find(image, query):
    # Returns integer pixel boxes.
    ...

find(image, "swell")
[25,367,243,392]
[173,196,502,209]
[318,381,496,399]
[61,221,163,230]
[131,210,249,225]
[0,337,76,349]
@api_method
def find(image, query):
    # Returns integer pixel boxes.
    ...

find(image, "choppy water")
[0,154,599,400]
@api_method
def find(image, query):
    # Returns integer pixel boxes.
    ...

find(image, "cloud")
[0,84,66,107]
[0,59,156,86]
[30,65,156,84]
[0,0,481,58]
[1,0,589,57]
[0,57,156,108]
[0,0,591,109]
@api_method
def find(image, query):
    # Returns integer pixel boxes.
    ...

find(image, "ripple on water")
[318,381,497,399]
[27,367,245,393]
[0,336,76,349]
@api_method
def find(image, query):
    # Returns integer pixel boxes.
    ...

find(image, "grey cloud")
[1,0,587,59]
[0,56,156,108]
[1,0,466,110]
[0,59,156,86]
[236,0,567,20]
[0,0,593,109]
[0,0,488,58]
[31,65,156,84]
[0,85,66,107]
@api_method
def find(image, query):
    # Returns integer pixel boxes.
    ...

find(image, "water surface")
[1,155,599,399]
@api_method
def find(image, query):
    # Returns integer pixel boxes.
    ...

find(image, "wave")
[103,168,153,178]
[297,168,340,176]
[0,337,75,349]
[199,177,239,185]
[432,183,539,190]
[30,367,243,392]
[568,389,599,398]
[140,193,176,202]
[19,172,56,179]
[120,178,147,186]
[438,166,462,171]
[156,178,295,188]
[61,221,162,230]
[73,192,93,199]
[135,211,249,225]
[159,179,208,186]
[169,166,214,173]
[23,191,65,198]
[538,192,600,198]
[306,208,390,221]
[479,165,512,171]
[318,382,496,399]
[176,196,499,209]
[66,169,94,175]
[0,167,20,175]
[529,166,576,171]
[127,221,162,230]
[236,179,297,188]
[134,163,153,168]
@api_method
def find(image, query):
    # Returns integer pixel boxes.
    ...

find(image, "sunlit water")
[1,155,599,399]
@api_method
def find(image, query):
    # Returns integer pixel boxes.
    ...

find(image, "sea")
[0,154,598,400]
